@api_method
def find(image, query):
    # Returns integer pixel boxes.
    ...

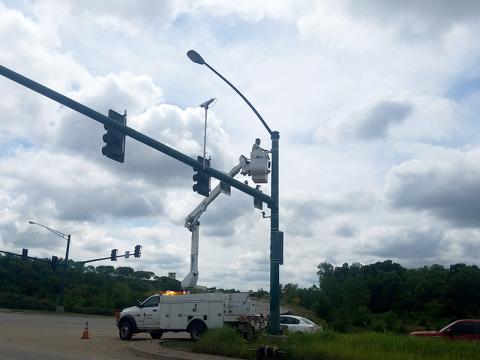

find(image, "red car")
[410,319,480,341]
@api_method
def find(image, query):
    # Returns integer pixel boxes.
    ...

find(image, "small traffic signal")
[254,186,263,210]
[192,156,211,197]
[21,248,28,261]
[254,197,263,210]
[134,245,142,258]
[51,256,59,271]
[110,249,118,261]
[101,109,126,163]
[271,231,284,265]
[278,231,284,265]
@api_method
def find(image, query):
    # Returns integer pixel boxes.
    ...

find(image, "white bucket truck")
[116,291,266,340]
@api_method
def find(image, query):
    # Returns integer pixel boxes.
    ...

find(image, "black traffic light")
[102,109,126,163]
[134,245,142,258]
[21,248,28,261]
[51,256,59,271]
[254,185,263,210]
[110,249,118,261]
[192,156,211,197]
[254,197,263,210]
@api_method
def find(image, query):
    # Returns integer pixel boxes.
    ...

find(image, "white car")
[279,315,320,333]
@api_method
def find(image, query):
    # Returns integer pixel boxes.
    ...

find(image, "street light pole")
[187,50,281,334]
[199,97,216,169]
[29,221,71,313]
[270,130,280,334]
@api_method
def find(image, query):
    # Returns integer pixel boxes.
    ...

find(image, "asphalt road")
[0,309,189,360]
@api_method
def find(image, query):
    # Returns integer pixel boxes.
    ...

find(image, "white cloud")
[358,225,447,262]
[178,0,312,23]
[1,1,480,290]
[386,146,480,227]
[343,0,480,40]
[315,99,413,143]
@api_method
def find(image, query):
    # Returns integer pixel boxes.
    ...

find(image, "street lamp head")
[28,221,34,224]
[199,98,216,109]
[187,50,205,65]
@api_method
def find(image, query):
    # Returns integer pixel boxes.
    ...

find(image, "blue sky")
[1,1,480,290]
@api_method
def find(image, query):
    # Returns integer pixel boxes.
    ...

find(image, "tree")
[0,255,181,315]
[96,266,115,275]
[115,267,134,277]
[133,271,155,280]
[282,283,299,303]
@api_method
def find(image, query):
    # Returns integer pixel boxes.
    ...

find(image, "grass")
[191,326,251,358]
[190,327,480,360]
[285,331,480,360]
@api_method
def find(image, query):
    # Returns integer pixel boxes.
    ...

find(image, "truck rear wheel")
[190,321,207,341]
[119,321,134,340]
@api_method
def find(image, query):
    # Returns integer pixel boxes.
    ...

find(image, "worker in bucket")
[252,138,270,153]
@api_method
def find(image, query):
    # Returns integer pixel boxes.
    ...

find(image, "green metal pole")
[269,131,280,334]
[58,234,70,312]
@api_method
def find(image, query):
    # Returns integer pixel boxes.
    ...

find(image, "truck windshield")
[142,295,160,307]
[440,321,457,333]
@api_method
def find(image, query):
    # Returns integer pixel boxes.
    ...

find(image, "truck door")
[138,295,160,329]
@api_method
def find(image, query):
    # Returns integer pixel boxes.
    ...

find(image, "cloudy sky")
[1,0,480,290]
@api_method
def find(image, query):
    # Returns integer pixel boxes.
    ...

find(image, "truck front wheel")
[119,321,134,340]
[190,321,207,341]
[150,331,163,339]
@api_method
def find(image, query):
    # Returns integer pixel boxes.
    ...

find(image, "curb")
[129,340,244,360]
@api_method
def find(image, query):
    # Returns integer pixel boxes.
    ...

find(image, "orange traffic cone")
[81,322,90,339]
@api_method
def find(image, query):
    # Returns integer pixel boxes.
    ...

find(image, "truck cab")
[117,294,163,340]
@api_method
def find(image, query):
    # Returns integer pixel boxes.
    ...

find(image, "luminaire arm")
[187,50,273,135]
[29,221,69,240]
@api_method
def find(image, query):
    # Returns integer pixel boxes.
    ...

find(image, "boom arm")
[181,156,247,289]
[185,157,247,230]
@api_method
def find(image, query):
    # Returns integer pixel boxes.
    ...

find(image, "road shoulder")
[130,339,244,360]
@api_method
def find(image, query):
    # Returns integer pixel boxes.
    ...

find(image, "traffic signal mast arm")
[0,250,62,272]
[182,158,247,289]
[0,65,272,207]
[0,249,50,264]
[78,254,121,264]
